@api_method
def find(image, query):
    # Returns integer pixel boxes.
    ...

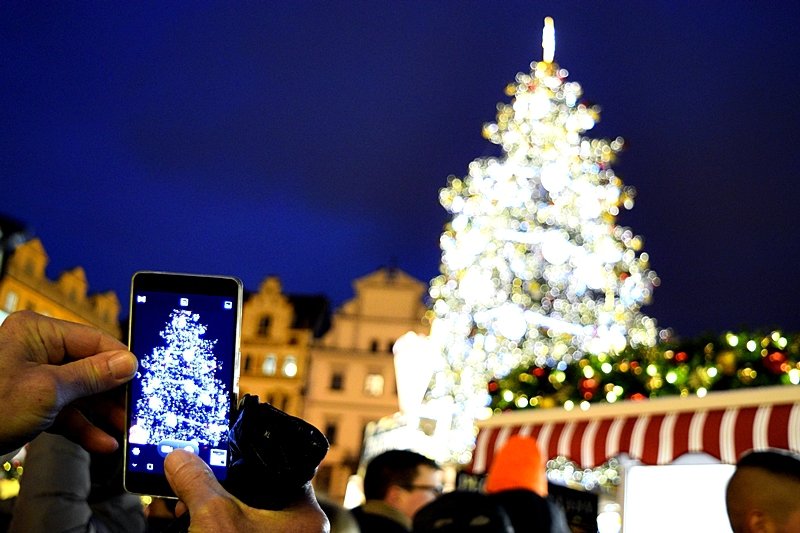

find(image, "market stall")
[471,385,800,474]
[469,385,800,532]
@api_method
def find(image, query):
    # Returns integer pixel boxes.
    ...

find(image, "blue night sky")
[3,2,799,338]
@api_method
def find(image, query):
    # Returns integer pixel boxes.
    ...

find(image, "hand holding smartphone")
[123,271,242,498]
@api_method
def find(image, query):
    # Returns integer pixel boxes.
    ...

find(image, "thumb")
[165,449,226,509]
[52,350,138,404]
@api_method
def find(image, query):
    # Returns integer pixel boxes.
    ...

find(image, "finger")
[8,311,128,364]
[164,449,227,506]
[51,349,138,403]
[72,388,128,435]
[174,500,188,518]
[50,405,119,454]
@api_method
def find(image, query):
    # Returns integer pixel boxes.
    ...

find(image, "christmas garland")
[489,329,799,492]
[489,329,800,412]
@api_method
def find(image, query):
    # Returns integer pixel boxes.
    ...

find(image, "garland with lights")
[491,329,800,493]
[1,451,23,482]
[489,329,800,412]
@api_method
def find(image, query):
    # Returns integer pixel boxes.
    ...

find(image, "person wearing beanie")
[485,434,548,496]
[484,435,571,533]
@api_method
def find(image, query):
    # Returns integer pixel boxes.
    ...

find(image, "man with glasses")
[351,449,443,532]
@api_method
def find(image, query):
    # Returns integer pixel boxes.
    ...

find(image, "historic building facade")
[0,237,121,337]
[0,218,434,506]
[303,267,430,501]
[238,276,330,417]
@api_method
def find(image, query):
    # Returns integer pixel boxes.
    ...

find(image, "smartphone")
[123,271,243,498]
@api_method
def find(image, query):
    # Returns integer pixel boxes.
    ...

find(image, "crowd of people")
[1,310,799,532]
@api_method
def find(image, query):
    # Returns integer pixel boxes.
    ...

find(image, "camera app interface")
[128,290,236,480]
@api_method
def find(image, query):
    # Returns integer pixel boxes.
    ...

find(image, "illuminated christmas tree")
[427,19,659,457]
[129,309,230,447]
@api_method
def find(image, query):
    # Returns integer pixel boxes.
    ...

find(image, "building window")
[363,373,384,397]
[387,340,395,353]
[244,354,252,372]
[370,339,379,352]
[3,291,18,312]
[324,421,338,445]
[258,316,272,337]
[262,354,277,376]
[282,355,298,378]
[330,372,344,391]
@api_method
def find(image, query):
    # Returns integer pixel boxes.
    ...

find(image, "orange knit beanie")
[484,434,548,496]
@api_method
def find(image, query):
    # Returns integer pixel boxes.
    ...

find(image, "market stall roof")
[470,385,800,473]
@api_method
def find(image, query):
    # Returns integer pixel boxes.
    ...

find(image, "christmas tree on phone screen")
[130,309,230,447]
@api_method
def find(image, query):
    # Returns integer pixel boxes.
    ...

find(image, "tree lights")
[427,19,658,459]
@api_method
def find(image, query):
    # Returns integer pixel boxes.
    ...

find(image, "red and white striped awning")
[470,385,800,474]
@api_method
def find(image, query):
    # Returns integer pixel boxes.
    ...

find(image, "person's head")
[363,449,443,520]
[413,490,514,533]
[725,449,800,533]
[484,434,547,496]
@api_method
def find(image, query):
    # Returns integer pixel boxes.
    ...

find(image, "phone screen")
[124,271,242,497]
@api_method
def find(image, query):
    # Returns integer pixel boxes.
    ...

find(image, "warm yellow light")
[542,17,555,63]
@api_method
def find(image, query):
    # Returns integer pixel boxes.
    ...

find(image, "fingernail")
[108,352,137,379]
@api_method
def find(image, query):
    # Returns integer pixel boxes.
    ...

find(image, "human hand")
[0,311,138,455]
[165,449,330,532]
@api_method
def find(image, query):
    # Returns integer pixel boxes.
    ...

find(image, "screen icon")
[160,444,175,454]
[209,449,227,467]
[180,297,189,306]
[146,463,154,471]
[224,301,233,309]
[137,295,147,303]
[157,439,199,457]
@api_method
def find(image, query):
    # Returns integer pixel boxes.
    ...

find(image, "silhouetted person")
[8,433,146,533]
[413,490,513,533]
[725,449,800,533]
[484,435,571,533]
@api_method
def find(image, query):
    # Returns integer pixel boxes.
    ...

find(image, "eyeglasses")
[402,484,444,496]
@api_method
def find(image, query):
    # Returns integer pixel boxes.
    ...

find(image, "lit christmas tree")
[129,309,230,447]
[427,18,659,458]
